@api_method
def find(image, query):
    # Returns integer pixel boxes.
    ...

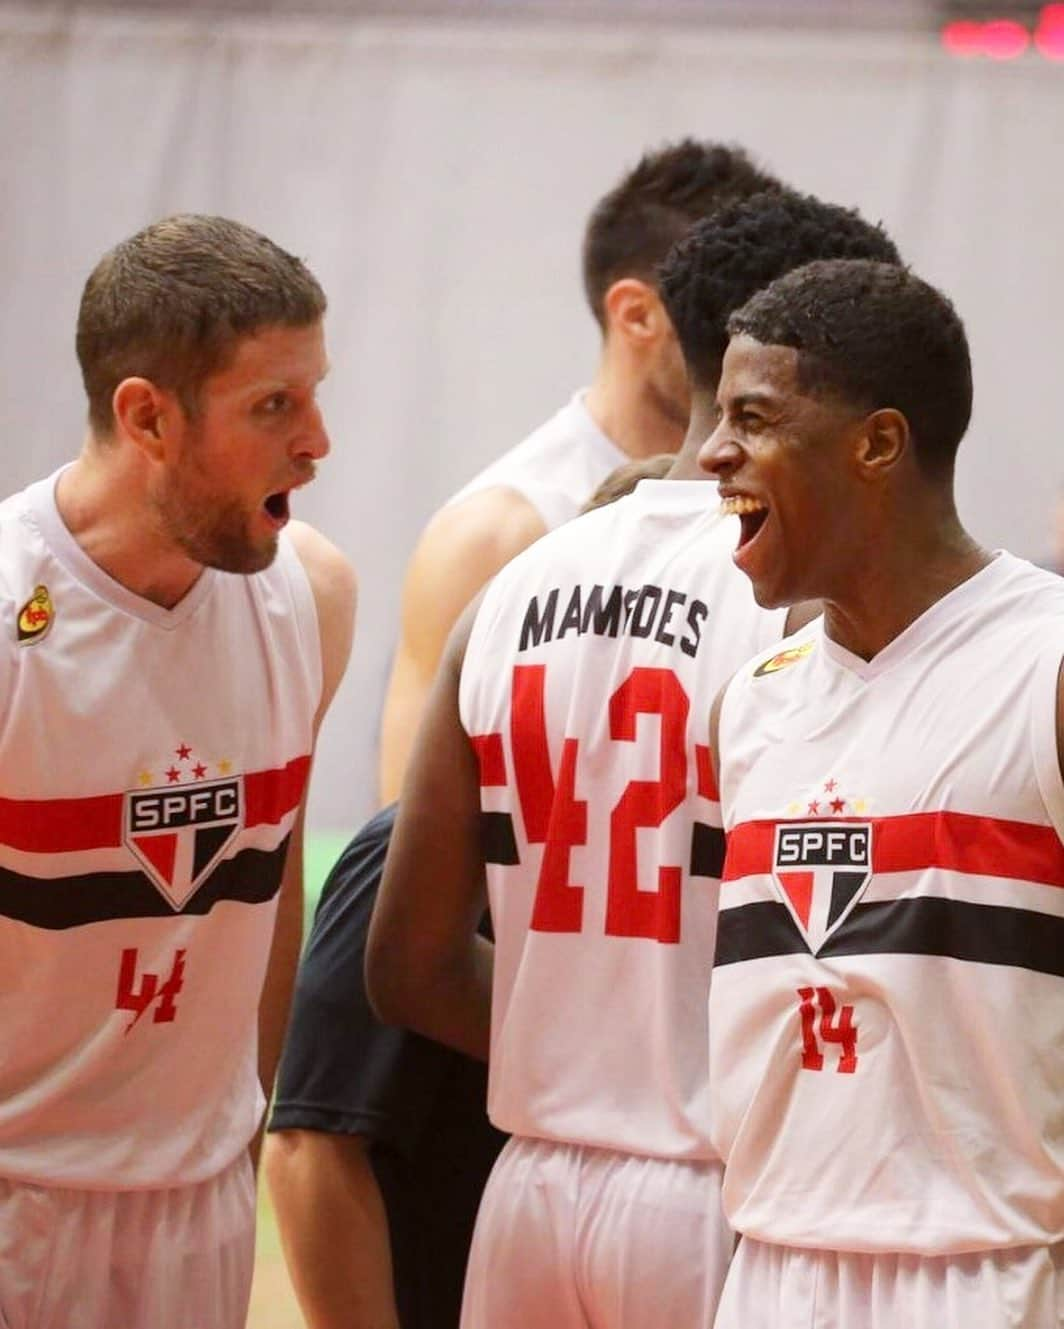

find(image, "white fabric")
[460,1137,731,1329]
[446,391,627,530]
[712,554,1064,1256]
[0,470,321,1187]
[0,1152,256,1329]
[459,479,786,1159]
[713,1235,1064,1329]
[2,7,1064,833]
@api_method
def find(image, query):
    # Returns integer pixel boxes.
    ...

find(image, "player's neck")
[585,355,687,461]
[823,508,991,662]
[55,445,206,610]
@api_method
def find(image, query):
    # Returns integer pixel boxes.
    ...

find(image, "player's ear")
[602,278,669,349]
[855,408,908,479]
[111,378,179,463]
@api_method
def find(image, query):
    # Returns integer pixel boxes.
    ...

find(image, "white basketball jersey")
[459,480,786,1159]
[711,554,1064,1253]
[0,472,321,1188]
[447,392,628,530]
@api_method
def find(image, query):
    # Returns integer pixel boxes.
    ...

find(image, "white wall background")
[2,2,1062,832]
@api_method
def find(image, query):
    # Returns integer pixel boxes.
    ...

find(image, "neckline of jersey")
[569,390,630,469]
[26,466,219,630]
[627,477,720,512]
[819,551,1009,680]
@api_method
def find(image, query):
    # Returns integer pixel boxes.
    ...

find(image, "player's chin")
[245,532,281,573]
[208,531,279,576]
[743,549,793,610]
[749,576,791,611]
[734,521,786,607]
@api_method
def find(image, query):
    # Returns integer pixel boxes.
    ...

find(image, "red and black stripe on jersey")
[717,810,1064,977]
[0,756,308,929]
[471,732,726,879]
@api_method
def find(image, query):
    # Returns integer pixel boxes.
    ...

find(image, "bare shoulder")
[412,486,547,588]
[397,486,546,659]
[286,520,357,612]
[286,520,357,715]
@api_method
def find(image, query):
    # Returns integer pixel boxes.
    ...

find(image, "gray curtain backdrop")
[2,2,1062,833]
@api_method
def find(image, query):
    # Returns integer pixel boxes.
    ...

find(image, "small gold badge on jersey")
[16,584,55,646]
[753,639,814,677]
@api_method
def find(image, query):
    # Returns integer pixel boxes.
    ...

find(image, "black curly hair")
[658,190,901,393]
[727,259,972,478]
[581,139,781,329]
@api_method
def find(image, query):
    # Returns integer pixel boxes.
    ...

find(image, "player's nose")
[698,420,741,480]
[296,402,331,462]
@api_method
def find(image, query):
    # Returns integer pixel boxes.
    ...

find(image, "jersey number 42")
[503,663,693,944]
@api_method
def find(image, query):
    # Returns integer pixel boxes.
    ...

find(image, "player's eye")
[260,393,289,414]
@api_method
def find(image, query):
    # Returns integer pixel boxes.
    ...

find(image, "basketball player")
[703,259,1064,1327]
[366,192,901,1329]
[0,215,355,1329]
[264,458,672,1329]
[377,138,782,802]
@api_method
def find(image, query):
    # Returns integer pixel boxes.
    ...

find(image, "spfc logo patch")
[772,821,872,951]
[124,777,244,910]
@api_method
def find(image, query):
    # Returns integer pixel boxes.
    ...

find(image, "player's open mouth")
[720,494,769,549]
[263,491,291,526]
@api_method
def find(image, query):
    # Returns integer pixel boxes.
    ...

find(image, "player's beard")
[153,460,278,576]
[646,334,692,434]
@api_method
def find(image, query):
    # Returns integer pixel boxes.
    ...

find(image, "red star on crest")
[176,743,192,761]
[166,766,181,783]
[824,778,837,792]
[830,797,846,813]
[807,800,820,815]
[192,762,207,779]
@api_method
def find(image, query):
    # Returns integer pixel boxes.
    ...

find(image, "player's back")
[459,480,786,1159]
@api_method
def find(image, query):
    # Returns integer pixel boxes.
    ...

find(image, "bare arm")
[256,523,357,1161]
[265,1130,399,1329]
[367,602,492,1061]
[1056,656,1064,785]
[254,799,307,1172]
[378,487,545,804]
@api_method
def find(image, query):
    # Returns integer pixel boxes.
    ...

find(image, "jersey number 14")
[797,985,858,1072]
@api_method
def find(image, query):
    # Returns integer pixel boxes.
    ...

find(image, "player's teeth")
[720,496,766,515]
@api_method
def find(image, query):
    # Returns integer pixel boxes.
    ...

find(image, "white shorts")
[0,1152,255,1329]
[714,1235,1064,1329]
[460,1136,733,1329]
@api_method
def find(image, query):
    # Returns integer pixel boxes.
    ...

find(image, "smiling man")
[366,193,901,1329]
[0,215,356,1329]
[703,259,1064,1328]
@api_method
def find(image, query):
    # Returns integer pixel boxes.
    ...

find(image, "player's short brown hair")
[581,140,780,330]
[76,214,326,435]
